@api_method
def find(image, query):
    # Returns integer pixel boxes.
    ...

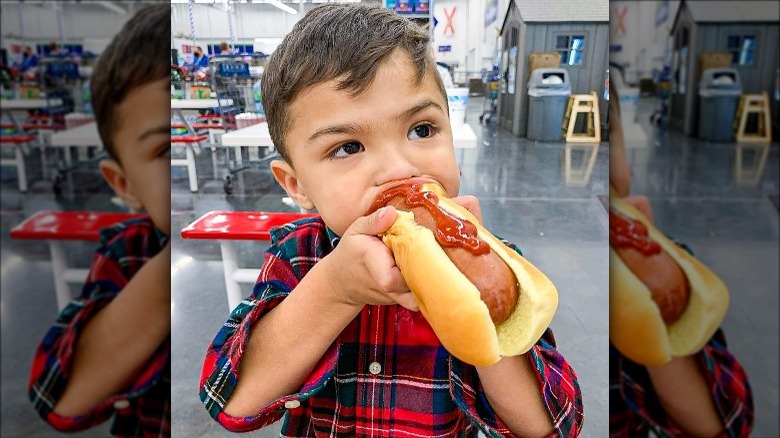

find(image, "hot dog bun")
[610,194,729,366]
[381,183,558,366]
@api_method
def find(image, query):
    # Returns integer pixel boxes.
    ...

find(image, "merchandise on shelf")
[82,79,93,114]
[395,0,414,14]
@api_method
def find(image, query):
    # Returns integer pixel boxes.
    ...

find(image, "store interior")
[0,0,777,437]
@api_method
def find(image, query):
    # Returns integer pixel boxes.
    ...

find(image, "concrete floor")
[170,97,611,437]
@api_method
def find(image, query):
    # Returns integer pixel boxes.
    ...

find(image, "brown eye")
[331,142,364,158]
[408,123,437,140]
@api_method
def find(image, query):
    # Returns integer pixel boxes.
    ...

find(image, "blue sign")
[45,61,79,79]
[610,44,623,53]
[438,45,452,53]
[217,61,250,78]
[485,0,498,27]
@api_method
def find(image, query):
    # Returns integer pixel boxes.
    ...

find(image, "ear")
[99,160,143,211]
[270,159,315,210]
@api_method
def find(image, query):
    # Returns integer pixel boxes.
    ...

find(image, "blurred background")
[609,1,778,436]
[1,1,162,436]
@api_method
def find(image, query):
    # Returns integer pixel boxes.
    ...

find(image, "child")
[28,4,172,436]
[200,5,582,436]
[608,81,754,437]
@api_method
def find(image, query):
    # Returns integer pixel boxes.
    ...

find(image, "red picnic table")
[10,211,145,310]
[181,210,318,311]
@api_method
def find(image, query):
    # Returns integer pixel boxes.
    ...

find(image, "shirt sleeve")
[199,244,339,433]
[616,328,754,437]
[27,221,169,432]
[450,328,583,438]
[449,239,584,438]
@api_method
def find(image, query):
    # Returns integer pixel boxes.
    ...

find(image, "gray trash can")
[698,68,741,142]
[527,68,571,141]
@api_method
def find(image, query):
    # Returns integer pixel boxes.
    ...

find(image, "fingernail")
[377,207,387,219]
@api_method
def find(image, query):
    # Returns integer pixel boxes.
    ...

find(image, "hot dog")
[370,180,558,366]
[609,193,729,366]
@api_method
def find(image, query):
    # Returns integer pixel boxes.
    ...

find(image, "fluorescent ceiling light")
[170,0,190,3]
[97,1,127,14]
[252,0,297,14]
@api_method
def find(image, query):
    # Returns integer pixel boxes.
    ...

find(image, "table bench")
[180,210,318,311]
[10,211,145,310]
[171,134,208,192]
[1,134,37,191]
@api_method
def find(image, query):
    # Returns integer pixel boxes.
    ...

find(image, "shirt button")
[284,399,301,409]
[113,399,130,410]
[369,361,381,375]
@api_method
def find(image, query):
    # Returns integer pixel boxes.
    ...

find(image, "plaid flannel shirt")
[200,217,583,437]
[28,216,171,437]
[609,240,754,438]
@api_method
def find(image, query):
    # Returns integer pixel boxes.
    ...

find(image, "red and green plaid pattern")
[200,217,583,436]
[28,216,170,437]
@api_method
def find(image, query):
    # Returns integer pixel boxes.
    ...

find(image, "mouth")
[366,178,445,215]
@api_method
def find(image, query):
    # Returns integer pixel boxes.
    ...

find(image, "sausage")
[384,196,519,325]
[614,245,690,325]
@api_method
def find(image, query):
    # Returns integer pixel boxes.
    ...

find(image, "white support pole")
[15,144,27,192]
[48,241,72,310]
[219,240,243,313]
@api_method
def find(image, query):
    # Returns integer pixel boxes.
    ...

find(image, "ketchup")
[609,208,661,255]
[369,181,490,256]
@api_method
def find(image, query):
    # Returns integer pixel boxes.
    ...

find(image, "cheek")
[313,187,368,236]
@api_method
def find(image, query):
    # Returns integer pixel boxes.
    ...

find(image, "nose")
[374,145,421,186]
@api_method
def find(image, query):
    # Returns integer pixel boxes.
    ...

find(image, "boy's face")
[101,78,171,235]
[271,49,460,236]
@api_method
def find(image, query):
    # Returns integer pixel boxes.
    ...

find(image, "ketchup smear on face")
[609,208,661,255]
[368,181,490,256]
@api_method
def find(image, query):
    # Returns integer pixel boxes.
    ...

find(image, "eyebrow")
[307,99,445,143]
[308,121,370,143]
[396,99,444,124]
[138,125,171,142]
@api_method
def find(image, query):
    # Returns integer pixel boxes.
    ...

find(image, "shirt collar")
[326,226,341,248]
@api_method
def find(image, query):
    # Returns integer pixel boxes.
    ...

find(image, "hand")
[451,195,484,225]
[323,206,419,312]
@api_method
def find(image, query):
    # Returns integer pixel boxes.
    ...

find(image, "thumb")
[347,206,398,237]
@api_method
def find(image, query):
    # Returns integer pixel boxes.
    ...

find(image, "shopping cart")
[209,56,272,194]
[39,58,80,124]
[650,66,671,128]
[211,58,255,130]
[479,69,502,125]
[38,58,106,195]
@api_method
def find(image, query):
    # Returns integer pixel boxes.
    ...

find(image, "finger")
[394,292,420,312]
[451,195,483,224]
[345,206,398,237]
[366,257,409,294]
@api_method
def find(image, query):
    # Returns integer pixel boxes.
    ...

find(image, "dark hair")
[195,46,203,52]
[91,4,169,163]
[219,42,229,51]
[261,3,445,164]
